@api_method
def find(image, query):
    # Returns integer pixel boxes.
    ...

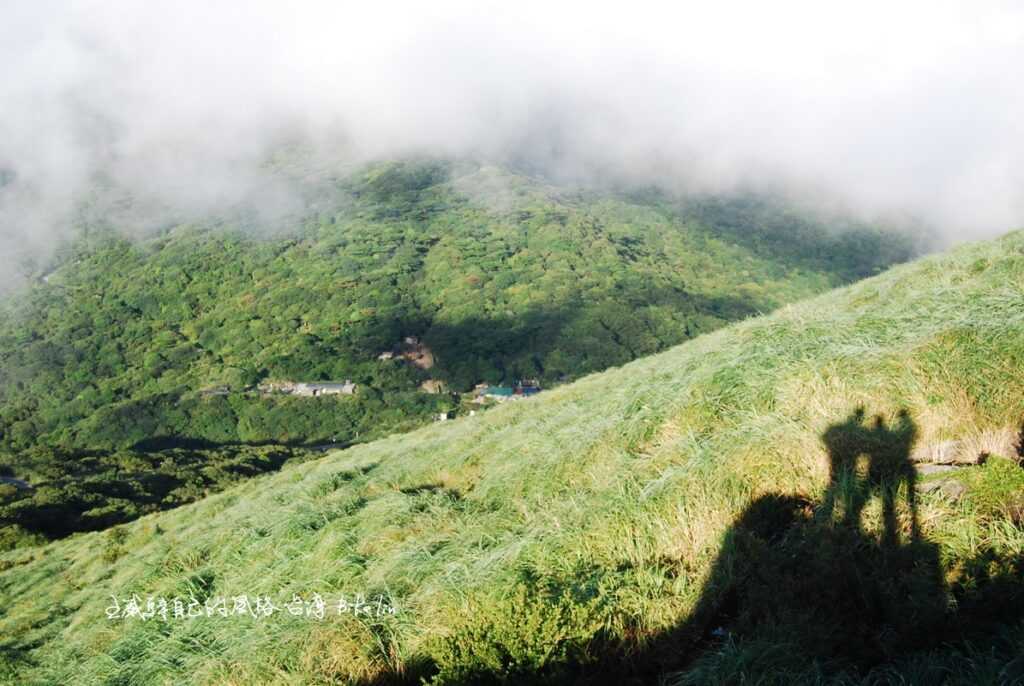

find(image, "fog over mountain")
[2,1,1023,288]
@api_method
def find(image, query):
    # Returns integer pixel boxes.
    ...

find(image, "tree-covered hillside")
[0,229,1020,686]
[0,160,917,545]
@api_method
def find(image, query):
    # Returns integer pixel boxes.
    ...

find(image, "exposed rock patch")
[920,478,967,500]
[911,426,1022,466]
[915,464,957,476]
[419,379,446,394]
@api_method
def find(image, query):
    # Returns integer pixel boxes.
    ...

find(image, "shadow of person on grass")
[357,408,1024,685]
[819,407,919,546]
[671,408,946,675]
[562,407,949,684]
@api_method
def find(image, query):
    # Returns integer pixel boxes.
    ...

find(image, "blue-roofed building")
[474,381,541,403]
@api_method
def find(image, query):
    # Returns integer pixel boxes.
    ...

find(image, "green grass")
[1,160,914,457]
[1,231,1022,685]
[0,159,916,550]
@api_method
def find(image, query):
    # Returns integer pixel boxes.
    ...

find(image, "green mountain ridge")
[1,228,1021,684]
[0,160,916,548]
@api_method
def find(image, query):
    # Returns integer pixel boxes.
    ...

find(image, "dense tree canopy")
[0,159,918,546]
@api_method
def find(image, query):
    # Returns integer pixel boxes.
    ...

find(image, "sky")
[2,0,1023,287]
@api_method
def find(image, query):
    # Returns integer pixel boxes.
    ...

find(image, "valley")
[0,160,917,550]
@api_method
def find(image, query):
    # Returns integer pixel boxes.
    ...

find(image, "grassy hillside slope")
[0,159,916,549]
[1,231,1022,685]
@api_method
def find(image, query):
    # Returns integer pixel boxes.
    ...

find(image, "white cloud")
[2,0,1023,287]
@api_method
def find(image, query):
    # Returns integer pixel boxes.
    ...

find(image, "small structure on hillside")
[484,386,515,400]
[473,380,541,403]
[259,380,356,397]
[294,381,357,397]
[514,379,541,397]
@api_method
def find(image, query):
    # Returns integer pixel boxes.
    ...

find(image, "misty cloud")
[2,0,1023,289]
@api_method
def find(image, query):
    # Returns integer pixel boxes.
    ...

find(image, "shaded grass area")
[0,231,1023,684]
[0,444,323,550]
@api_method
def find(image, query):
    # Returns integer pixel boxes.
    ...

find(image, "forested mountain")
[0,159,918,546]
[1,226,1020,685]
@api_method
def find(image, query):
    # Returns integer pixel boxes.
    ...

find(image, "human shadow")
[562,404,947,682]
[819,407,919,546]
[669,408,947,674]
[353,407,1024,685]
